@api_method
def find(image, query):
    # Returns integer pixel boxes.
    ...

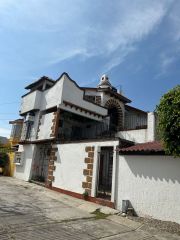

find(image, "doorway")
[97,147,113,200]
[31,144,51,183]
[108,107,119,131]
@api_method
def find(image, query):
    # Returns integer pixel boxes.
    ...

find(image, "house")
[8,119,23,176]
[11,72,180,224]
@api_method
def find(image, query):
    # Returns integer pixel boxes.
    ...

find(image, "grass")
[91,209,110,220]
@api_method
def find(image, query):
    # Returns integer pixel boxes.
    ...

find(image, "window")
[14,152,24,165]
[10,124,22,139]
[84,95,101,105]
[25,121,33,139]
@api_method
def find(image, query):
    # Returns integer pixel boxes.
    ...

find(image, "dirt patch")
[91,209,110,220]
[128,216,180,236]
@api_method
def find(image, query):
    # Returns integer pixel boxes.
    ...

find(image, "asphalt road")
[0,177,179,240]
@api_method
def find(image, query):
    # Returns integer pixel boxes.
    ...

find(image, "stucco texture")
[116,155,180,224]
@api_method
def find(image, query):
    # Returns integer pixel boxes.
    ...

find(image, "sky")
[0,0,179,137]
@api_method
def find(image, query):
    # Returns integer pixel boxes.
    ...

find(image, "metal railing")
[124,114,147,130]
[57,123,116,142]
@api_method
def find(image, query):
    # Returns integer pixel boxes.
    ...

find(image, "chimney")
[147,112,156,141]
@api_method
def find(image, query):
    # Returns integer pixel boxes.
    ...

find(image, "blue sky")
[0,0,179,137]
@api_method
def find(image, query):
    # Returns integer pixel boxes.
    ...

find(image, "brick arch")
[105,98,123,130]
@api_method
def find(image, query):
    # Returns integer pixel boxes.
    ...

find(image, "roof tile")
[118,141,164,153]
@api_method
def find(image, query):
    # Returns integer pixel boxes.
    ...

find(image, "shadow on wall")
[124,155,180,184]
[56,149,61,163]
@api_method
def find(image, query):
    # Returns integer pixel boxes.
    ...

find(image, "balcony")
[56,110,116,143]
[20,90,42,114]
[124,112,147,131]
[57,124,116,143]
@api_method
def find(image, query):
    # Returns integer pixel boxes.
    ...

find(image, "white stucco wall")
[38,112,54,140]
[118,112,156,143]
[14,144,35,181]
[41,78,64,110]
[117,129,147,143]
[53,143,87,194]
[116,155,180,224]
[147,112,156,141]
[30,111,40,140]
[21,90,42,114]
[62,75,107,116]
[53,140,119,196]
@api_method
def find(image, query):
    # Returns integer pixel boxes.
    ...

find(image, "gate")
[31,144,51,182]
[97,147,113,200]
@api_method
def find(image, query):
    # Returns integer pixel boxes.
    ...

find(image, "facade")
[11,72,180,223]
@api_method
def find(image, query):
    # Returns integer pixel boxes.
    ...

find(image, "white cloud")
[161,55,175,69]
[0,0,175,72]
[155,51,178,78]
[104,45,137,73]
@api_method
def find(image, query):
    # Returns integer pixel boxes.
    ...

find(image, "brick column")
[46,146,57,188]
[82,146,95,196]
[50,109,60,138]
[36,113,43,139]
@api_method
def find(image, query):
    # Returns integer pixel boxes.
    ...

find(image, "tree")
[156,85,180,157]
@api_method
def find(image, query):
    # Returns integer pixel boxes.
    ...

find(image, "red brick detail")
[84,157,93,163]
[89,170,93,176]
[85,188,91,196]
[82,146,95,196]
[48,165,56,170]
[85,146,92,152]
[88,151,94,158]
[46,146,58,187]
[83,169,90,176]
[87,164,93,170]
[48,175,54,181]
[50,109,60,138]
[36,114,43,139]
[86,176,92,182]
[82,182,88,188]
[48,186,115,209]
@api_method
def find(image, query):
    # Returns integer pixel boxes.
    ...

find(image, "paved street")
[0,177,180,240]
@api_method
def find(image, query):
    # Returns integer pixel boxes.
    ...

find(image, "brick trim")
[50,109,60,138]
[48,186,115,208]
[36,113,43,139]
[105,98,124,130]
[82,146,95,196]
[46,146,57,187]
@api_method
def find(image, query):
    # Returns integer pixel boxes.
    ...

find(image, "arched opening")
[105,98,123,131]
[108,107,119,131]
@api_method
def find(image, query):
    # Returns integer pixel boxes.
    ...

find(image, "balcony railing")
[124,113,147,130]
[57,123,116,142]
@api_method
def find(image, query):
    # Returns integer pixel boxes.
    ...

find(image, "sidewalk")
[0,176,180,240]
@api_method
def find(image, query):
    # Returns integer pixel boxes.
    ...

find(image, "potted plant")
[82,190,89,200]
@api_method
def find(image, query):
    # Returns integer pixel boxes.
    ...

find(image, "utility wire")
[0,113,18,115]
[0,101,19,106]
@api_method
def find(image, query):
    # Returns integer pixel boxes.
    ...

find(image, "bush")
[156,85,180,157]
[0,152,9,167]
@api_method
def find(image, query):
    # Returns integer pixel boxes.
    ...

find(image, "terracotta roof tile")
[118,141,164,153]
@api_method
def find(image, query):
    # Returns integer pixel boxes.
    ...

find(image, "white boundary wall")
[116,155,180,224]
